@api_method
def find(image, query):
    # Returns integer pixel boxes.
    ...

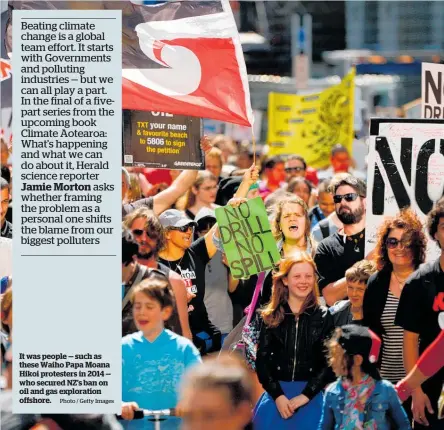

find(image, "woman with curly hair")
[253,252,334,429]
[258,194,314,309]
[363,209,426,389]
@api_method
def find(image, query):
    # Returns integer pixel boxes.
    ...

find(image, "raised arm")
[152,137,213,215]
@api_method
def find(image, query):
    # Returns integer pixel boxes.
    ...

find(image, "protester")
[178,171,220,220]
[318,144,366,181]
[309,179,335,229]
[329,260,377,326]
[314,174,367,306]
[178,354,254,430]
[210,134,237,164]
[121,278,201,429]
[320,325,411,429]
[195,207,238,343]
[121,231,183,338]
[287,177,313,207]
[395,197,444,429]
[158,209,222,354]
[122,209,192,340]
[0,178,11,239]
[284,155,307,180]
[205,147,224,183]
[363,209,426,388]
[230,194,314,322]
[258,156,286,200]
[237,148,255,170]
[122,137,212,217]
[0,139,10,167]
[253,252,334,429]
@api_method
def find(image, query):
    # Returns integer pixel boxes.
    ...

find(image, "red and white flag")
[5,0,254,126]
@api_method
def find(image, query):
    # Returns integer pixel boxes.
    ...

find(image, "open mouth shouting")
[136,319,149,328]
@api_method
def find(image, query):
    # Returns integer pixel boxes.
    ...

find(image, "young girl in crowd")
[253,252,334,429]
[178,171,220,220]
[320,325,411,429]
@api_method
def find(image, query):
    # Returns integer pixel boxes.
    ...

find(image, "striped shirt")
[380,291,406,384]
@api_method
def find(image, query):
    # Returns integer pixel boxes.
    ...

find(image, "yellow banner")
[267,68,355,168]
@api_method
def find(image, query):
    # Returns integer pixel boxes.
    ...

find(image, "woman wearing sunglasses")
[363,209,426,415]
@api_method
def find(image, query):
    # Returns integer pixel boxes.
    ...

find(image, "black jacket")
[256,303,335,401]
[362,268,392,339]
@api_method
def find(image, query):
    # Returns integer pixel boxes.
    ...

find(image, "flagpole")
[252,132,256,165]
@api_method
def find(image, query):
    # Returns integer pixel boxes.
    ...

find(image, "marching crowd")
[1,134,444,429]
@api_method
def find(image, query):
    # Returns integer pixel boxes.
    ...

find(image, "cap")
[195,207,216,224]
[158,209,197,229]
[338,325,381,363]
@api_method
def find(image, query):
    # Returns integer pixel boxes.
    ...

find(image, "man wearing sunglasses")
[122,208,193,341]
[158,209,221,355]
[284,155,307,181]
[315,173,367,307]
[122,137,213,218]
[395,198,444,429]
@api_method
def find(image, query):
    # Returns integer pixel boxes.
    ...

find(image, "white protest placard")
[366,118,444,261]
[422,62,444,119]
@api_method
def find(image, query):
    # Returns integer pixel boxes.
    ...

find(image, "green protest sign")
[215,197,281,279]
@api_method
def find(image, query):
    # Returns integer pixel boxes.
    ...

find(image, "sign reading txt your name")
[216,197,280,279]
[123,109,204,170]
[366,118,444,261]
[422,62,444,119]
[13,10,121,414]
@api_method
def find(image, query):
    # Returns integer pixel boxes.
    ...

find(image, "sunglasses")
[285,167,305,173]
[333,193,359,204]
[386,237,411,249]
[131,229,159,239]
[169,225,194,233]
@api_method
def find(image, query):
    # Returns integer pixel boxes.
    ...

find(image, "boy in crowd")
[329,260,377,326]
[121,278,201,429]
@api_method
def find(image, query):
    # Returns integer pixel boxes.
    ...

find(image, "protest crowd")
[2,130,444,429]
[1,1,444,429]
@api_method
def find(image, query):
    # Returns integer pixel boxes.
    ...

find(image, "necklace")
[346,232,364,253]
[392,271,410,288]
[165,253,185,276]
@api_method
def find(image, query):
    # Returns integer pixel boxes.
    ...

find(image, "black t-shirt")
[314,229,365,292]
[122,196,154,218]
[395,259,444,406]
[158,237,210,332]
[395,259,444,354]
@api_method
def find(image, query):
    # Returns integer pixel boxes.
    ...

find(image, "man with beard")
[314,174,367,306]
[122,208,192,340]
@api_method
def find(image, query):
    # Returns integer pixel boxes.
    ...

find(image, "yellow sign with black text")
[267,68,355,168]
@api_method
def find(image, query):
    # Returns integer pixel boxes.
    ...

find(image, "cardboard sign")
[267,68,355,168]
[422,62,444,119]
[366,118,444,261]
[123,110,204,170]
[215,197,280,279]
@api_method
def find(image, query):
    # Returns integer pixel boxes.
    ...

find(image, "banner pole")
[252,131,256,165]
